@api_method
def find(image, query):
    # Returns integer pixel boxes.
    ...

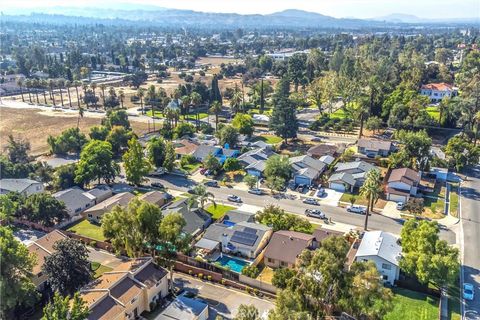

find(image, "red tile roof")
[421,82,454,91]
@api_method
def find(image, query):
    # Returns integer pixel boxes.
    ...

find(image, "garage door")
[295,176,311,186]
[387,193,407,203]
[329,182,346,192]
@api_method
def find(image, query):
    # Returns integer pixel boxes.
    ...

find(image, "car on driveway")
[248,188,263,195]
[150,182,164,189]
[204,180,219,187]
[396,202,405,210]
[463,283,475,301]
[227,195,242,203]
[303,198,319,205]
[316,188,326,197]
[305,209,326,219]
[346,205,367,214]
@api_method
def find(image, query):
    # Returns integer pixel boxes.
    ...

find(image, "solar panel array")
[230,230,258,246]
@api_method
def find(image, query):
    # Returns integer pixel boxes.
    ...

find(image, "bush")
[241,265,260,278]
[89,241,97,247]
[181,154,197,167]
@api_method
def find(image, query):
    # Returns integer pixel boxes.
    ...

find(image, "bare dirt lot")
[0,107,150,156]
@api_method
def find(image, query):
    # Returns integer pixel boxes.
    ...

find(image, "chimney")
[221,233,228,250]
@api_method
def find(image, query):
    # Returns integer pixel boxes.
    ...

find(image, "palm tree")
[65,80,73,108]
[41,80,48,105]
[99,83,107,107]
[209,101,222,130]
[357,96,370,139]
[190,185,216,209]
[90,83,97,109]
[25,79,33,103]
[118,89,125,108]
[16,78,25,102]
[57,79,65,106]
[137,88,145,114]
[181,95,190,118]
[32,79,40,104]
[230,90,242,114]
[147,85,156,116]
[77,106,84,128]
[190,92,202,128]
[73,80,81,107]
[359,169,382,230]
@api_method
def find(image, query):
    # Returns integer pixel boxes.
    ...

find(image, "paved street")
[151,174,456,243]
[460,165,480,319]
[173,274,274,319]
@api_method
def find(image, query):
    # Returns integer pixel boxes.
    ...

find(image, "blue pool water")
[215,255,249,273]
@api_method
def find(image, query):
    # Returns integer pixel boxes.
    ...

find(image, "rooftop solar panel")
[243,227,258,234]
[230,231,258,246]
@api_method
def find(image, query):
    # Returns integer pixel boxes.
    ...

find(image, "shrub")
[89,241,97,247]
[188,269,193,275]
[207,275,212,281]
[181,154,197,167]
[198,273,203,279]
[241,265,260,278]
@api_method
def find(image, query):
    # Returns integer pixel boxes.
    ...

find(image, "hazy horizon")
[3,0,480,20]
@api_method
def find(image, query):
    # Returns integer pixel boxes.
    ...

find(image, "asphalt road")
[150,174,456,243]
[460,165,480,319]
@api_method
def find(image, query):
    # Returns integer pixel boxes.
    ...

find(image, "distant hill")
[372,13,423,23]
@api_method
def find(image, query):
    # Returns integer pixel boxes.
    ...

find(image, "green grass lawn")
[181,162,202,174]
[146,110,165,118]
[339,193,369,207]
[448,280,462,320]
[384,288,439,320]
[67,219,106,241]
[330,108,348,119]
[206,204,235,220]
[185,113,208,120]
[424,197,446,216]
[255,134,282,144]
[426,106,440,122]
[91,262,113,278]
[449,186,459,217]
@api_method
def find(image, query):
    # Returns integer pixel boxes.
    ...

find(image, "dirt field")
[0,107,150,156]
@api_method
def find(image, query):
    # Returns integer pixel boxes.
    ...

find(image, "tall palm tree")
[90,83,97,109]
[230,91,242,115]
[209,101,222,130]
[57,79,65,106]
[65,80,73,108]
[100,83,107,107]
[77,106,84,128]
[25,79,33,103]
[41,80,48,105]
[181,95,190,118]
[190,92,202,128]
[118,89,125,108]
[190,185,216,209]
[16,78,25,102]
[359,169,382,230]
[137,88,145,114]
[356,96,370,139]
[73,80,81,107]
[32,79,40,104]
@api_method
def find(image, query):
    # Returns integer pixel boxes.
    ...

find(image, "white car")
[227,195,242,203]
[303,198,319,205]
[396,202,405,210]
[248,188,263,195]
[305,209,326,219]
[346,205,367,214]
[463,283,475,301]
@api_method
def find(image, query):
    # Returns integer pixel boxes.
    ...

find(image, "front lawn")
[66,219,106,241]
[205,204,235,220]
[449,186,459,217]
[330,108,348,119]
[384,288,439,320]
[146,110,165,118]
[91,262,113,278]
[255,134,282,144]
[340,193,369,207]
[423,197,446,217]
[426,106,440,122]
[448,280,461,320]
[181,162,202,174]
[184,113,208,120]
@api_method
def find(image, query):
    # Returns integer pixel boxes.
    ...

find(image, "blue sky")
[5,0,480,19]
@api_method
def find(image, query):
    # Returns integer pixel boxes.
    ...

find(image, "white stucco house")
[420,82,457,103]
[354,231,402,285]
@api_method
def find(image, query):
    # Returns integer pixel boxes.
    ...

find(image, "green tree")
[223,157,241,172]
[444,136,480,172]
[405,198,424,216]
[269,77,298,144]
[174,122,195,139]
[209,101,223,129]
[359,169,382,230]
[41,291,89,320]
[365,116,383,134]
[241,265,260,278]
[255,205,311,233]
[5,135,30,164]
[43,238,92,296]
[102,109,131,130]
[216,125,239,147]
[21,193,68,227]
[272,268,296,289]
[54,163,80,190]
[189,184,216,209]
[163,142,176,172]
[395,130,432,170]
[0,195,17,223]
[106,125,133,156]
[234,304,260,320]
[243,175,258,189]
[264,155,291,182]
[89,125,109,140]
[47,128,87,155]
[232,113,255,136]
[123,137,152,185]
[266,176,285,192]
[75,140,119,185]
[147,137,166,168]
[0,226,38,318]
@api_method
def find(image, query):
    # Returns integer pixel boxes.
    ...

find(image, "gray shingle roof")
[193,145,220,161]
[334,161,375,173]
[328,172,356,186]
[53,187,95,214]
[0,178,41,193]
[358,138,393,151]
[163,199,212,235]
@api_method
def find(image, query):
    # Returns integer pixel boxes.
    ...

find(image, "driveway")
[88,248,124,269]
[173,274,274,319]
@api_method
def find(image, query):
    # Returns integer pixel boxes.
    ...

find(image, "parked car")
[187,187,196,194]
[396,202,405,210]
[316,188,326,197]
[149,167,166,177]
[204,180,219,187]
[200,168,207,175]
[150,182,164,189]
[463,283,475,301]
[311,137,322,142]
[248,188,263,195]
[227,195,242,203]
[297,184,307,193]
[346,205,367,214]
[305,209,326,219]
[303,198,319,205]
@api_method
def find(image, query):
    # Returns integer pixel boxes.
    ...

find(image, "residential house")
[80,257,169,320]
[238,146,277,177]
[358,138,394,157]
[328,161,376,192]
[162,198,212,236]
[264,231,315,268]
[27,230,68,290]
[83,192,135,222]
[354,231,401,285]
[221,209,256,225]
[0,178,44,196]
[201,221,273,259]
[386,168,421,203]
[173,139,199,159]
[85,185,113,203]
[290,155,327,186]
[307,144,343,158]
[157,293,209,320]
[193,145,239,164]
[53,187,96,225]
[311,228,344,249]
[138,191,169,207]
[420,82,458,102]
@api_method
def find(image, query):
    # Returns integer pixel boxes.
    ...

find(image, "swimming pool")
[215,255,249,273]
